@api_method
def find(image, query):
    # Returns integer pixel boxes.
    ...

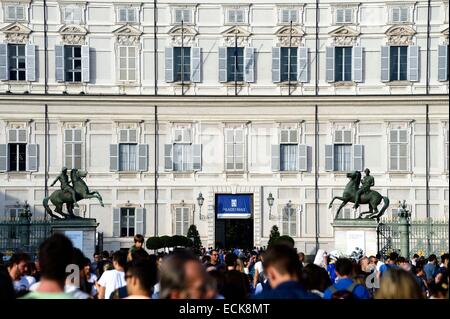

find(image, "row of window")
[2,3,436,26]
[0,43,448,83]
[1,127,448,173]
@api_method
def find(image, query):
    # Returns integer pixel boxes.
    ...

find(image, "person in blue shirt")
[423,254,438,282]
[253,244,320,299]
[323,258,370,299]
[379,252,399,277]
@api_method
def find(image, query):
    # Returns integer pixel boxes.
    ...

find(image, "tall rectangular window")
[8,44,26,81]
[390,46,408,81]
[64,46,82,82]
[118,46,137,82]
[119,144,137,171]
[282,206,297,237]
[334,144,352,171]
[174,47,190,82]
[173,144,193,171]
[280,144,297,171]
[175,207,190,236]
[8,143,26,171]
[335,47,352,81]
[120,208,135,237]
[64,129,82,169]
[225,129,244,171]
[227,47,244,82]
[389,129,408,171]
[281,47,297,82]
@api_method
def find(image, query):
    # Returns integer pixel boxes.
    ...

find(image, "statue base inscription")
[51,218,98,260]
[332,219,378,256]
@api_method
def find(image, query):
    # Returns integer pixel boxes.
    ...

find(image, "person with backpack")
[323,258,370,299]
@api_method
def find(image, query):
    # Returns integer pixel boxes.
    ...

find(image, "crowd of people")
[0,233,448,299]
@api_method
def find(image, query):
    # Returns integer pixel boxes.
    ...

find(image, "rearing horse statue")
[328,171,389,221]
[43,168,104,219]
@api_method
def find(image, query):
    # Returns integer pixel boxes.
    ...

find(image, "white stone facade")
[0,0,448,253]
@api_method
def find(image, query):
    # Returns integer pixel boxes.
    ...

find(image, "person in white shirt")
[7,253,31,293]
[97,251,127,299]
[253,252,265,289]
[123,258,158,299]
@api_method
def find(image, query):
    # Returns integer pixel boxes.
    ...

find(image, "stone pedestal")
[51,218,98,260]
[332,219,378,256]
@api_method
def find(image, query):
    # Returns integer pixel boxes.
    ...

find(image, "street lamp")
[267,193,275,220]
[197,193,205,220]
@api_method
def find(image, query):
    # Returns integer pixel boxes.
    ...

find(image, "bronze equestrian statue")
[43,168,104,219]
[328,169,389,222]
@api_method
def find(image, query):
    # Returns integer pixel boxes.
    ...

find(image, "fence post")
[18,202,32,251]
[398,200,411,258]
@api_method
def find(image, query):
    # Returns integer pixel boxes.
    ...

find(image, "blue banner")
[216,194,252,219]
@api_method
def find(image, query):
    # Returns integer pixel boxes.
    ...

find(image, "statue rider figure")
[50,167,79,207]
[353,168,374,209]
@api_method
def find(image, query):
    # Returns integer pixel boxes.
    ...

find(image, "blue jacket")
[423,263,437,281]
[253,281,321,299]
[323,278,370,299]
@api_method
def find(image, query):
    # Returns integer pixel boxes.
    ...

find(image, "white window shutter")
[128,129,137,143]
[55,45,65,82]
[164,144,173,170]
[138,144,148,171]
[326,46,335,82]
[135,208,144,235]
[325,144,334,171]
[298,47,309,83]
[218,47,227,82]
[81,45,90,82]
[191,47,201,83]
[26,144,39,172]
[0,44,9,81]
[271,144,280,171]
[25,44,36,82]
[298,144,308,171]
[109,144,119,171]
[352,46,363,83]
[407,45,419,82]
[352,144,364,171]
[336,9,344,23]
[272,47,281,83]
[244,47,255,83]
[438,45,448,81]
[113,208,121,237]
[0,144,9,172]
[165,47,174,82]
[392,8,400,22]
[381,46,390,82]
[192,144,202,171]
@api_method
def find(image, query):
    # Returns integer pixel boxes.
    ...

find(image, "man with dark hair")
[97,250,127,299]
[123,258,158,299]
[7,252,31,293]
[378,252,399,278]
[424,254,438,282]
[253,244,319,299]
[323,258,370,299]
[128,234,149,261]
[96,250,111,278]
[159,249,211,299]
[21,234,75,299]
[225,253,238,271]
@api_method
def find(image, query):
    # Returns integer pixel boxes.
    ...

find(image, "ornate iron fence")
[377,217,449,259]
[0,218,51,257]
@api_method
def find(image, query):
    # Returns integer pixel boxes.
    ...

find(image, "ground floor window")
[120,207,135,237]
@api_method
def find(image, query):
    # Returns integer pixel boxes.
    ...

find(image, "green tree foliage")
[146,236,162,250]
[268,225,281,247]
[186,224,202,255]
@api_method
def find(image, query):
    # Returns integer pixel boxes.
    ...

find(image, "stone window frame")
[59,2,86,25]
[222,5,250,26]
[114,4,140,25]
[171,5,196,26]
[330,4,359,26]
[2,0,30,23]
[386,3,415,25]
